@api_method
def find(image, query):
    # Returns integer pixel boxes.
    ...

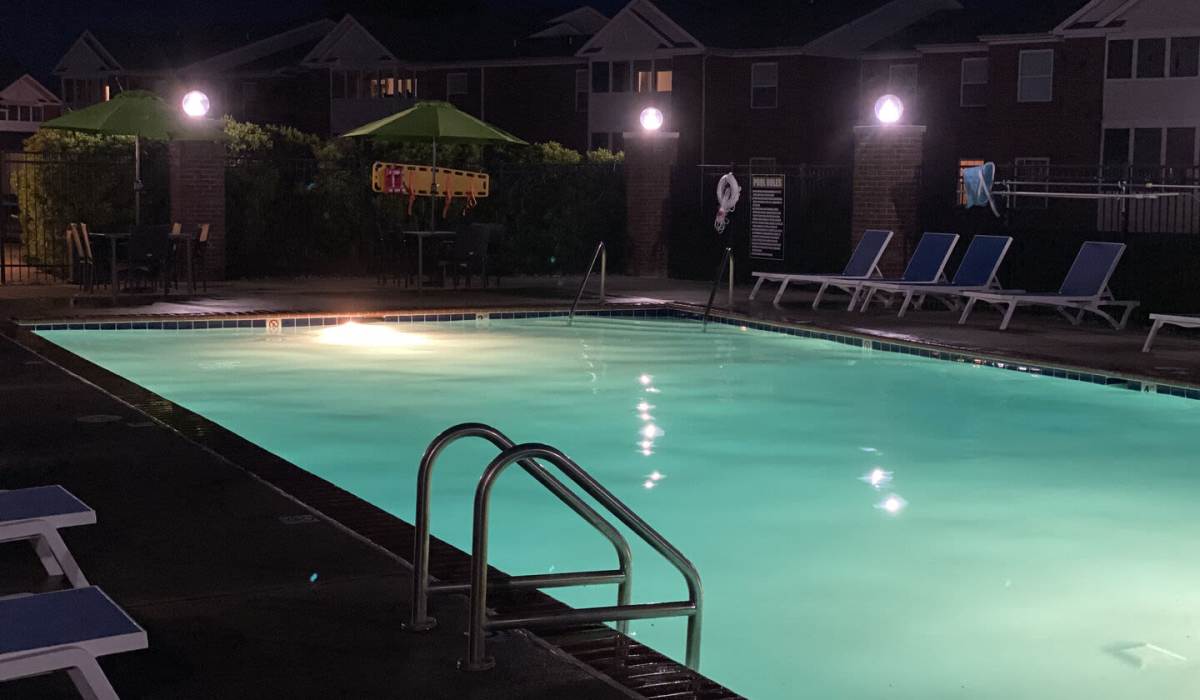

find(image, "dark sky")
[0,0,627,82]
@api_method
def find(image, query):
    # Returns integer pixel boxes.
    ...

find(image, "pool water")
[40,317,1200,699]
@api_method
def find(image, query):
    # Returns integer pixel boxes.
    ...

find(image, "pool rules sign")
[750,174,785,261]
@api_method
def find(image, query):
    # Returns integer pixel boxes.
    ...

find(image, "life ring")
[714,172,741,233]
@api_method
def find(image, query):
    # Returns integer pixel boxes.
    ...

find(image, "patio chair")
[66,224,93,291]
[958,241,1139,330]
[0,587,147,700]
[0,485,94,589]
[816,232,959,311]
[439,223,495,288]
[1142,314,1200,352]
[749,229,894,308]
[195,223,210,292]
[127,225,171,291]
[857,235,1012,317]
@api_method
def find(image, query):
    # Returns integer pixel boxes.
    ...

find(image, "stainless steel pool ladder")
[568,241,606,325]
[408,422,703,672]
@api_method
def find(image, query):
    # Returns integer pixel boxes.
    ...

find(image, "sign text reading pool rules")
[750,175,785,261]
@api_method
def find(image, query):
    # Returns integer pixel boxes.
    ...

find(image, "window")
[1014,157,1049,209]
[575,69,589,112]
[0,106,6,120]
[1018,49,1054,103]
[611,61,630,93]
[103,84,110,101]
[957,158,985,206]
[888,64,918,97]
[635,60,653,93]
[1136,38,1166,78]
[1170,36,1200,77]
[656,59,673,93]
[591,62,609,93]
[32,106,43,121]
[590,132,608,150]
[960,57,988,107]
[400,77,417,98]
[1103,128,1131,166]
[1165,127,1196,166]
[1133,128,1162,165]
[446,72,468,97]
[1107,39,1133,79]
[610,132,624,152]
[751,62,778,109]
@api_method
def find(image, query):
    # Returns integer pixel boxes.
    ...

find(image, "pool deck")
[1,275,1198,698]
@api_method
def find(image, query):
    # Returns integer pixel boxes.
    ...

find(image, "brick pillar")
[851,125,925,276]
[623,131,679,277]
[169,140,226,280]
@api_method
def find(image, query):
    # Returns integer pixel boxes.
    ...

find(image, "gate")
[669,164,852,281]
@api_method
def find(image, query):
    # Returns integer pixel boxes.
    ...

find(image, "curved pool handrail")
[568,241,606,325]
[409,422,633,633]
[463,442,703,672]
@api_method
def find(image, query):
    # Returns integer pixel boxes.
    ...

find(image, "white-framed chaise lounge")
[0,485,95,589]
[957,241,1139,331]
[823,232,960,311]
[1142,314,1200,352]
[857,235,1012,317]
[749,229,893,308]
[0,586,147,699]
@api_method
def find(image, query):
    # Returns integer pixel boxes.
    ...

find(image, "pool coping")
[1,305,745,700]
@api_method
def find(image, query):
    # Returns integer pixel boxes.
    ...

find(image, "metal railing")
[568,241,606,325]
[702,246,734,331]
[409,423,632,634]
[461,441,702,672]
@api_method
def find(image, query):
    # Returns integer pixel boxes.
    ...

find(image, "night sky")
[0,0,628,82]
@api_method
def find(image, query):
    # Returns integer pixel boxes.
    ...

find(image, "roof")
[868,0,1093,51]
[647,0,897,50]
[359,3,605,62]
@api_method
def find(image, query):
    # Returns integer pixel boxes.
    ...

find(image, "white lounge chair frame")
[0,486,95,588]
[958,244,1138,331]
[749,230,894,309]
[1142,313,1200,352]
[0,588,147,700]
[856,236,1012,318]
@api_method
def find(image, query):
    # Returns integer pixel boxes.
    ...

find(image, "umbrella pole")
[429,139,437,232]
[134,136,142,226]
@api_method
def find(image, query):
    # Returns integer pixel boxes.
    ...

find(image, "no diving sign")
[750,174,785,261]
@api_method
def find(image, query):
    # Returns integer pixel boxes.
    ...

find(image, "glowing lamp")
[639,107,664,131]
[181,90,211,118]
[873,94,904,125]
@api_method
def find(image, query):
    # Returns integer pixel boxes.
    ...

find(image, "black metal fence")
[923,163,1200,313]
[1,150,167,285]
[669,164,853,280]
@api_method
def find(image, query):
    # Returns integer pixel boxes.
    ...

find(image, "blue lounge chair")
[749,229,894,308]
[857,235,1013,317]
[0,486,95,589]
[823,232,960,311]
[959,241,1139,330]
[0,587,147,699]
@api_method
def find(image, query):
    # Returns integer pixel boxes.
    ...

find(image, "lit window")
[656,70,672,92]
[447,72,468,97]
[575,69,588,112]
[957,159,985,205]
[635,60,653,93]
[751,62,778,109]
[103,84,111,101]
[1018,49,1054,103]
[960,57,988,107]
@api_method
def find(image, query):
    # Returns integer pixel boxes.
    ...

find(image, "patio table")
[86,232,131,304]
[402,230,456,295]
[168,232,196,295]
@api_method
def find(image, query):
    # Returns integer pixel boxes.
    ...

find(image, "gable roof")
[868,0,1092,50]
[648,0,898,50]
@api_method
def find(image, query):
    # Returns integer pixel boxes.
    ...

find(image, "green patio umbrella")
[342,100,527,230]
[40,90,222,224]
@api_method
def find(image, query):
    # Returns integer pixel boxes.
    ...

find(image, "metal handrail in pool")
[408,423,633,634]
[461,442,703,672]
[568,241,606,325]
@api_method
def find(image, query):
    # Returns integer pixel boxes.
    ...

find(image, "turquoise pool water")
[39,317,1200,699]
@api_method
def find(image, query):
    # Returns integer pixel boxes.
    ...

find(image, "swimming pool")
[37,315,1200,699]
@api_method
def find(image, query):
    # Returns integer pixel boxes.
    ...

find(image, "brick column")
[169,140,226,280]
[623,131,679,277]
[851,125,925,276]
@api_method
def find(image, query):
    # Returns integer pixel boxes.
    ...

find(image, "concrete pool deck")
[1,275,1198,698]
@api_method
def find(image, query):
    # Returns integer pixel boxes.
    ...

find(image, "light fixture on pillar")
[873,94,904,125]
[639,107,664,132]
[181,90,211,118]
